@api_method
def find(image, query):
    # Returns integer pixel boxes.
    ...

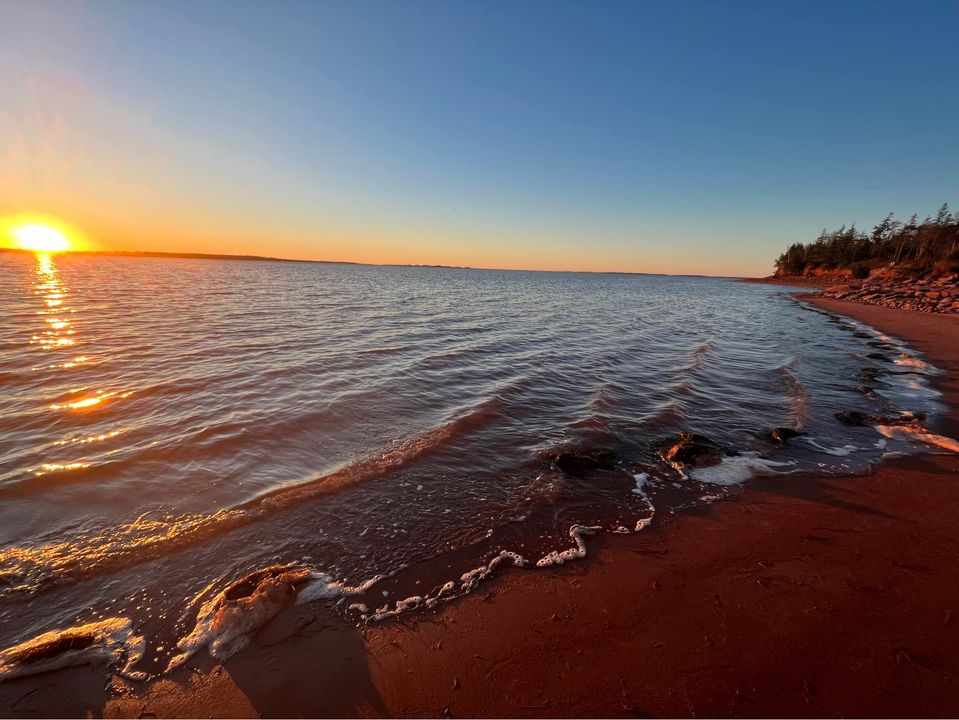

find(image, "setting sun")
[11,222,72,253]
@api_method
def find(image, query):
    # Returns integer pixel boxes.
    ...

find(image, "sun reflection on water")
[49,390,133,411]
[30,254,76,351]
[24,253,129,479]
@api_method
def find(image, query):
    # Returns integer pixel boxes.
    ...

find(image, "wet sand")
[3,296,959,718]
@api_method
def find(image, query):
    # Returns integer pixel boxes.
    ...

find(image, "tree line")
[775,203,959,277]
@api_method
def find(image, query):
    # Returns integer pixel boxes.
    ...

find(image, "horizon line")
[0,246,752,279]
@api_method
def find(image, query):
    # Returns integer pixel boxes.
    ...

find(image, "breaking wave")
[0,617,145,681]
[0,399,502,598]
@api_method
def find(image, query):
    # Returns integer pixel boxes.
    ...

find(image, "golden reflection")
[21,252,127,482]
[30,254,76,352]
[35,462,91,477]
[53,430,122,447]
[50,390,132,411]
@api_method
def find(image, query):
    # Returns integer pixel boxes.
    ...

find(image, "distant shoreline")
[0,246,736,278]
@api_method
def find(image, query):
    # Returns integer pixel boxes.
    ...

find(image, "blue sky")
[1,0,957,274]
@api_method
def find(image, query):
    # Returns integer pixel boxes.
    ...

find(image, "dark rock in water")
[768,427,804,444]
[858,367,883,384]
[853,331,872,339]
[866,353,890,362]
[547,448,619,475]
[835,410,926,427]
[835,411,876,426]
[657,432,727,468]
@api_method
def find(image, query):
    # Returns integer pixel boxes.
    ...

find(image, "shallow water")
[0,252,945,676]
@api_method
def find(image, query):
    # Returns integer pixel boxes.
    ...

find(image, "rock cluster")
[820,274,959,314]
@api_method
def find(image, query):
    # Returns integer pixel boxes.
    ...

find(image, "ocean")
[0,252,945,679]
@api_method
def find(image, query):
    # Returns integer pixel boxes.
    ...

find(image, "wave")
[772,359,809,428]
[168,564,379,671]
[0,617,145,681]
[248,395,502,512]
[172,549,529,667]
[0,399,502,598]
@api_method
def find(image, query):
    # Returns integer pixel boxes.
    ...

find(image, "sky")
[1,0,957,276]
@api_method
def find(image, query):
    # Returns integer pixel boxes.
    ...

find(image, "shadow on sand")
[220,603,387,718]
[0,604,385,719]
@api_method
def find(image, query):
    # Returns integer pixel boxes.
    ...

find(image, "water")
[0,252,945,677]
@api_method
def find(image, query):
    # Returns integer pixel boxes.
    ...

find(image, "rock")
[657,432,728,468]
[547,448,619,475]
[835,410,925,427]
[825,284,851,297]
[768,427,804,444]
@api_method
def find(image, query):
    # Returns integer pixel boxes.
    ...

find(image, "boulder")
[547,447,619,475]
[657,432,727,468]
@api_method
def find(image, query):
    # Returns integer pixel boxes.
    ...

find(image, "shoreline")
[3,294,959,717]
[741,274,959,314]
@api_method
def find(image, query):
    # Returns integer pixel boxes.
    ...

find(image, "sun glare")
[12,222,72,253]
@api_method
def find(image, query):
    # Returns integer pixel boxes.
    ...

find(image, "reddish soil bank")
[3,296,958,718]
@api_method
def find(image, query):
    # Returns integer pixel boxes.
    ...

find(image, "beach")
[1,291,955,718]
[3,1,957,716]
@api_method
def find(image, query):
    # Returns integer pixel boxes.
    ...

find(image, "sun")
[1,216,84,253]
[12,222,72,253]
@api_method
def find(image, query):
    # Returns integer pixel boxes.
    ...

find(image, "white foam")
[368,552,526,621]
[632,472,651,500]
[536,525,602,567]
[688,453,793,486]
[460,550,526,592]
[424,580,458,607]
[296,571,381,605]
[803,438,859,456]
[631,472,656,532]
[168,564,381,671]
[0,617,145,681]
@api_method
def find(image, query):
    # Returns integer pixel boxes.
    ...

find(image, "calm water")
[0,252,944,677]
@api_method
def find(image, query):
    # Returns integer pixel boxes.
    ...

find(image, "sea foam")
[168,564,380,671]
[0,617,145,681]
[688,453,794,486]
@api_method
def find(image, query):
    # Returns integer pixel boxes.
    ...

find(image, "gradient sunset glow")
[1,1,957,275]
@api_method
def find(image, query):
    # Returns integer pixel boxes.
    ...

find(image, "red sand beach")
[2,295,958,718]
